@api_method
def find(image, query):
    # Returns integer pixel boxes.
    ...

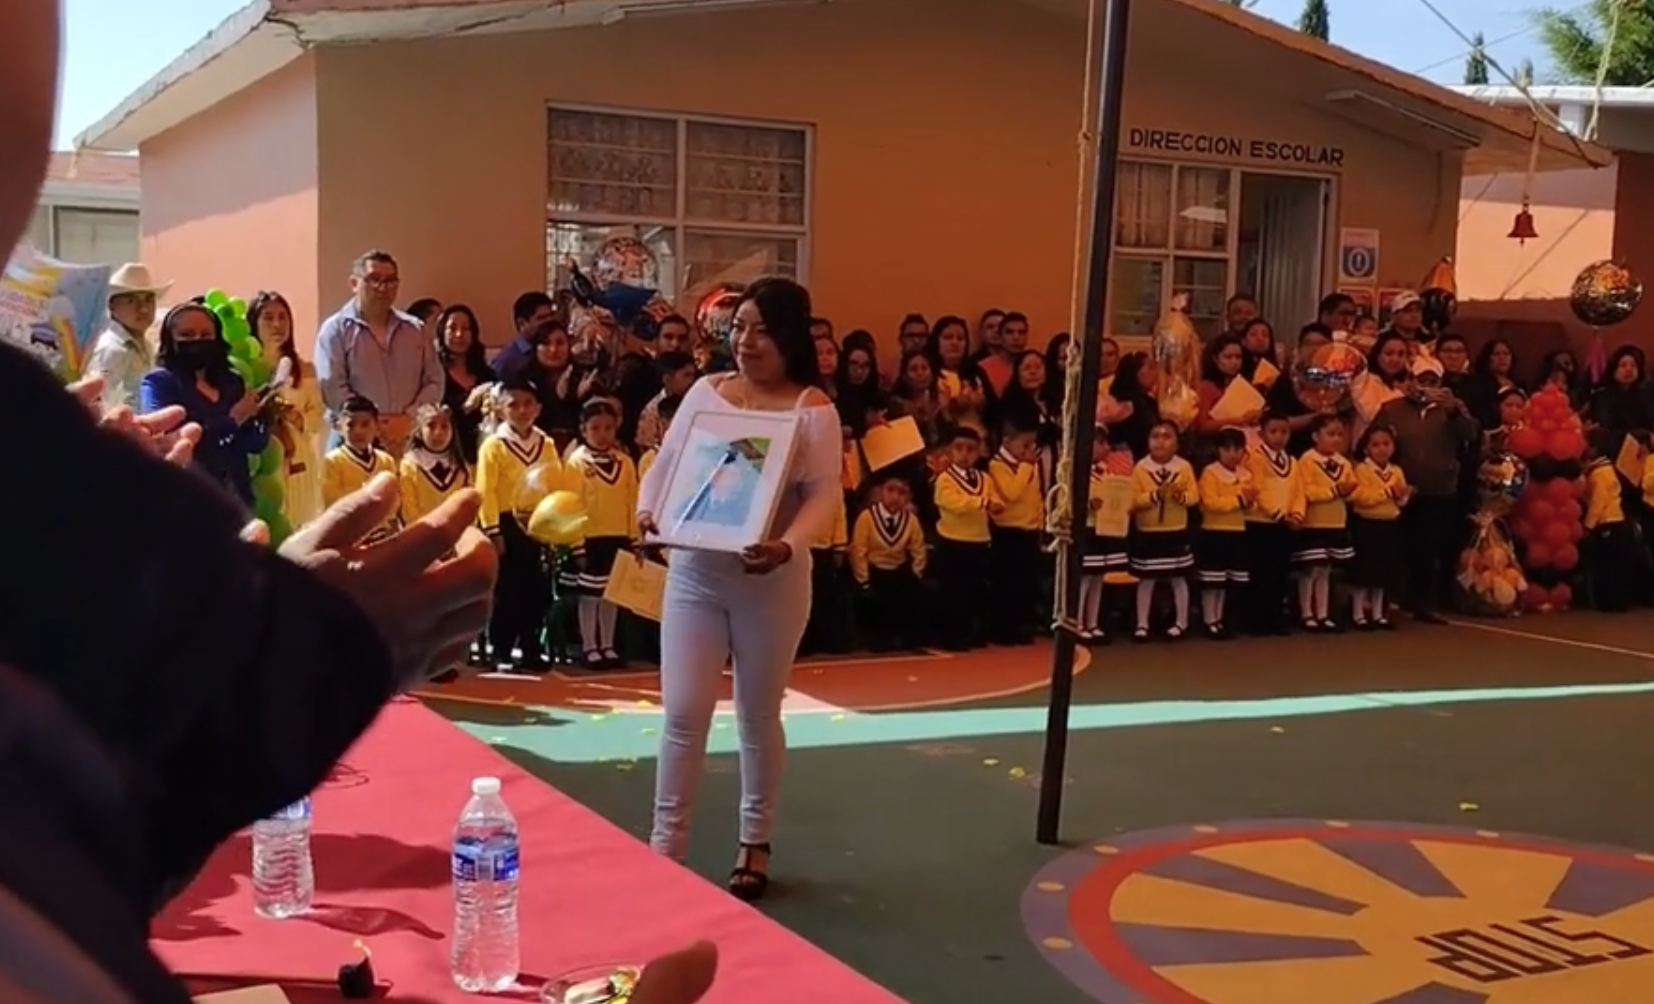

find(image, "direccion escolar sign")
[1128,128,1346,168]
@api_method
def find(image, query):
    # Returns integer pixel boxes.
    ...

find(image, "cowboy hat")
[107,262,173,298]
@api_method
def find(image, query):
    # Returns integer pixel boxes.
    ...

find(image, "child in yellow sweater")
[1195,427,1255,639]
[987,422,1045,645]
[1128,421,1198,641]
[1288,413,1358,631]
[1078,426,1134,643]
[1587,429,1635,612]
[1346,424,1411,630]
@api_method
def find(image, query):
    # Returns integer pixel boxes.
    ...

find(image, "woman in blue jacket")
[138,301,270,507]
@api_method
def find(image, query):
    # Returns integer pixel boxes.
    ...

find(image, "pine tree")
[1517,57,1536,87]
[1464,32,1491,84]
[1297,0,1330,41]
[1535,0,1654,86]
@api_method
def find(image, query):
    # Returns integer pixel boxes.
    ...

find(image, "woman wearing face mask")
[636,277,842,901]
[138,301,271,507]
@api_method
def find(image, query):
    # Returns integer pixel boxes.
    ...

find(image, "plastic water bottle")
[450,776,520,992]
[252,797,313,918]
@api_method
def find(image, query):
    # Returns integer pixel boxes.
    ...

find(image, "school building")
[75,0,1606,358]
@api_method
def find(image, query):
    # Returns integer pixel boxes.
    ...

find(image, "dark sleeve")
[0,344,398,910]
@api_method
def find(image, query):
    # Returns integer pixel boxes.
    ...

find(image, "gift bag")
[603,551,668,621]
[1455,514,1525,617]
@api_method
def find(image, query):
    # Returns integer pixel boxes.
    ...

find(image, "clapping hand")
[67,374,201,467]
[278,473,497,688]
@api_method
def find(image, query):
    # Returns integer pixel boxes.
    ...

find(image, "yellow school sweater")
[1197,463,1251,532]
[1585,458,1626,529]
[1350,460,1407,520]
[323,444,399,542]
[1131,456,1198,533]
[398,449,470,526]
[1244,445,1298,522]
[812,491,849,551]
[1290,450,1357,529]
[565,445,640,540]
[849,504,928,582]
[477,424,559,537]
[1639,452,1654,509]
[933,465,996,543]
[987,448,1043,531]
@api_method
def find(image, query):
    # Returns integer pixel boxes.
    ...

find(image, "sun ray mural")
[1022,821,1654,1004]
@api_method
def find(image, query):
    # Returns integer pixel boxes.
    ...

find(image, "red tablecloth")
[154,699,905,1004]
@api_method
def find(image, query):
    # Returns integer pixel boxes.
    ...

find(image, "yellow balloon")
[528,489,589,546]
[512,462,564,519]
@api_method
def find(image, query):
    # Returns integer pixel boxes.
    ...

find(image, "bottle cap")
[472,776,502,796]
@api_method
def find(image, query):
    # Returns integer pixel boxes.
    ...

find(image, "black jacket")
[0,343,398,1000]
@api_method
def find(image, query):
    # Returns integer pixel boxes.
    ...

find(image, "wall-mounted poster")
[1337,228,1380,286]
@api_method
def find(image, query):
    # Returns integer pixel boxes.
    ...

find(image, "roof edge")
[1453,84,1654,109]
[73,0,276,152]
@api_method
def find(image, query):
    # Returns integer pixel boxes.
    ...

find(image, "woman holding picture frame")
[636,277,843,900]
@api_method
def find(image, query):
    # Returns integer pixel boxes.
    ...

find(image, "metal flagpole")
[1036,0,1135,846]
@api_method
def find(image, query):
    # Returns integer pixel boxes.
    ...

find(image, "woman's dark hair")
[155,301,228,372]
[892,348,936,400]
[1199,332,1246,386]
[1042,333,1071,411]
[737,276,818,388]
[1367,332,1413,386]
[994,350,1050,430]
[1298,322,1332,344]
[1602,343,1646,386]
[246,290,303,387]
[1473,338,1515,378]
[1109,352,1152,404]
[1532,349,1581,396]
[433,304,488,376]
[925,314,983,381]
[527,318,570,350]
[407,298,443,325]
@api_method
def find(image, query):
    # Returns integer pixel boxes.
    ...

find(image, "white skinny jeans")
[649,549,812,859]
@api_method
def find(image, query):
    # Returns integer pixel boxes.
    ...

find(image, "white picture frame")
[651,407,803,554]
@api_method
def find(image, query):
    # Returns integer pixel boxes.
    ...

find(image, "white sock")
[1170,577,1190,630]
[1135,580,1154,631]
[1371,588,1386,619]
[598,600,619,650]
[1080,575,1104,632]
[1296,573,1315,622]
[578,596,601,652]
[1211,587,1227,624]
[1351,587,1370,622]
[1201,590,1221,627]
[1312,567,1332,620]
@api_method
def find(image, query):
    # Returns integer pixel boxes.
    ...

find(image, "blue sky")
[56,0,1564,149]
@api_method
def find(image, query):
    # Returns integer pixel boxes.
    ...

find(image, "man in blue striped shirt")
[314,250,443,454]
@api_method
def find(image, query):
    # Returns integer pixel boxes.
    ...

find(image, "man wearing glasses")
[315,249,442,455]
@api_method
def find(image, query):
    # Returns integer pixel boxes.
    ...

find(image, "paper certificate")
[1209,377,1266,425]
[1090,475,1135,539]
[860,416,926,471]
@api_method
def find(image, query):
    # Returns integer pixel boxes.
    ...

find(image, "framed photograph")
[652,408,802,553]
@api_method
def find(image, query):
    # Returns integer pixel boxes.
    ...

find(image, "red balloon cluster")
[1510,477,1585,573]
[1506,385,1585,462]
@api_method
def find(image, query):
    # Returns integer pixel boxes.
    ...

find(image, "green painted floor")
[434,613,1654,1004]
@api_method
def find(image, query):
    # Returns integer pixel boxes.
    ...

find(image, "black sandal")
[728,842,771,902]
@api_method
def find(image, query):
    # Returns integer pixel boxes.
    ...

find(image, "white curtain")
[1115,163,1172,248]
[1253,178,1326,328]
[53,208,139,265]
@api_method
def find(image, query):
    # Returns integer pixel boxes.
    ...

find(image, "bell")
[1508,203,1538,244]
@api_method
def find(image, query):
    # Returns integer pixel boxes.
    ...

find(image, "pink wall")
[305,0,1459,351]
[139,56,322,353]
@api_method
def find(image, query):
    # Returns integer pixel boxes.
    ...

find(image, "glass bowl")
[540,963,642,1004]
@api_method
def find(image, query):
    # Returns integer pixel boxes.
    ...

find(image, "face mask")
[169,339,221,371]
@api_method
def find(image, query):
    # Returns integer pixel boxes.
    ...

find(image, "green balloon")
[265,513,294,546]
[204,289,228,308]
[255,441,284,477]
[228,297,248,318]
[228,356,255,385]
[226,318,251,344]
[252,473,286,507]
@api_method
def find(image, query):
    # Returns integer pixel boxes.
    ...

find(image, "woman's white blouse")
[637,376,844,554]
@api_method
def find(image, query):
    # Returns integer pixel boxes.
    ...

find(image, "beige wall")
[305,0,1460,352]
[139,56,323,346]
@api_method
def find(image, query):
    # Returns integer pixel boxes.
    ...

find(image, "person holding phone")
[138,300,273,507]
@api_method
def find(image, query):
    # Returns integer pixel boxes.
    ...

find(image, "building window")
[52,207,139,265]
[1110,161,1232,340]
[24,205,51,251]
[546,107,810,307]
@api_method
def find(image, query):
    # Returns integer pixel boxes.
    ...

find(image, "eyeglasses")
[360,274,401,289]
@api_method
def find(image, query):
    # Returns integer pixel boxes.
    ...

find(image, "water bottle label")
[272,797,311,821]
[452,842,520,882]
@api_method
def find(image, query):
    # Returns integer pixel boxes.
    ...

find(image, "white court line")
[1447,618,1654,662]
